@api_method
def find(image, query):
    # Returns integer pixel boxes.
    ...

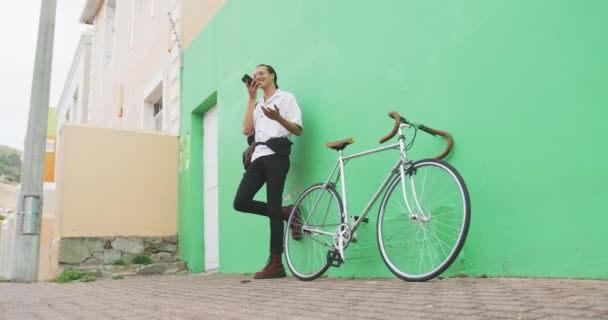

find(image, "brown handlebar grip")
[421,126,453,160]
[379,111,401,143]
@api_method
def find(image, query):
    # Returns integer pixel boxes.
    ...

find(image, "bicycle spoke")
[425,227,452,257]
[431,220,463,233]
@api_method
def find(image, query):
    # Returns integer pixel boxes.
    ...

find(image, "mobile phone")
[241,74,253,86]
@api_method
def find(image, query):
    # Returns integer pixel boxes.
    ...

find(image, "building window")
[142,72,164,132]
[45,139,55,153]
[153,98,163,131]
[72,88,79,122]
[104,0,117,59]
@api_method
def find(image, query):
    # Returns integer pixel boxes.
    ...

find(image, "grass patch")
[112,274,125,280]
[53,270,85,283]
[0,277,10,283]
[132,255,151,265]
[79,275,96,282]
[112,259,126,266]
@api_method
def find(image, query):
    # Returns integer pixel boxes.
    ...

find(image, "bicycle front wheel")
[377,159,470,281]
[285,183,345,281]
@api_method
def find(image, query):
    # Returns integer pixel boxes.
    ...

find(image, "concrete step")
[63,261,187,278]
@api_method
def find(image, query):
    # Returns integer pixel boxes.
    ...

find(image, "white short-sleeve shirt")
[250,89,302,163]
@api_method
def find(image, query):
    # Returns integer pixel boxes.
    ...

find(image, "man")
[233,64,303,279]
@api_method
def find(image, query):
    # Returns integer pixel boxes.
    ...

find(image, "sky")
[0,0,87,151]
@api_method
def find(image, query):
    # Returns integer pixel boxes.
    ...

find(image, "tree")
[0,145,22,183]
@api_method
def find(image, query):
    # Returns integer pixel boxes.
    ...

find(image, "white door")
[203,105,219,271]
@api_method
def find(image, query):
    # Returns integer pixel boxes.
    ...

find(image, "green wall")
[180,0,608,278]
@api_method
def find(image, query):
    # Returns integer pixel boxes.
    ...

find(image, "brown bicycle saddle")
[324,138,355,151]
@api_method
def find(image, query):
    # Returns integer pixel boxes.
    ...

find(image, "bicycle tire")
[377,159,470,281]
[285,183,345,281]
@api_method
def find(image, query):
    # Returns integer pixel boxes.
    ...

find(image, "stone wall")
[59,235,184,272]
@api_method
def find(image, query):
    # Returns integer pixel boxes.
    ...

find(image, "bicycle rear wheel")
[285,183,344,281]
[377,159,470,281]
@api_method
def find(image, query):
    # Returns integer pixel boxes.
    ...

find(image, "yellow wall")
[38,215,59,280]
[44,135,56,183]
[56,124,178,237]
[37,124,178,280]
[181,0,225,50]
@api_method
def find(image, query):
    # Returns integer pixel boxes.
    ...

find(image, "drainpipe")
[11,0,57,283]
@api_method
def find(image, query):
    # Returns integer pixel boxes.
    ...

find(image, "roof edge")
[79,0,103,24]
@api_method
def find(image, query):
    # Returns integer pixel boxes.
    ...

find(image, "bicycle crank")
[333,223,351,264]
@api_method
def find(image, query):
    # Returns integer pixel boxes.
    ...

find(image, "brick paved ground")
[1,273,607,320]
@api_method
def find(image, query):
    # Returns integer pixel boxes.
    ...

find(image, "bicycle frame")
[310,123,422,236]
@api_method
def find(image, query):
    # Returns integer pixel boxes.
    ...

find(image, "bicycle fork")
[397,130,430,222]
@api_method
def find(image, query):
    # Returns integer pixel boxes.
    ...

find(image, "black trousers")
[233,154,290,255]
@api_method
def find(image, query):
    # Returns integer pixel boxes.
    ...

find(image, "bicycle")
[284,111,470,282]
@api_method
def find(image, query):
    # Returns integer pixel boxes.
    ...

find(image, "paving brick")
[480,310,547,319]
[591,305,608,312]
[4,313,39,320]
[531,307,603,318]
[480,304,539,312]
[0,275,607,320]
[425,306,484,316]
[535,316,606,320]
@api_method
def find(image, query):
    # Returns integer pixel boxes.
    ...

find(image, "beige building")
[56,0,226,136]
[79,0,179,133]
[73,0,224,133]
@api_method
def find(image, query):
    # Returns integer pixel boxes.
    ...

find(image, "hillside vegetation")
[0,145,21,184]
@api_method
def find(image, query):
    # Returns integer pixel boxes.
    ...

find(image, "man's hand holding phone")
[242,74,258,101]
[241,74,253,86]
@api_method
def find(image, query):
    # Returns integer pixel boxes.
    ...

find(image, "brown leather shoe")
[282,205,302,240]
[254,254,286,279]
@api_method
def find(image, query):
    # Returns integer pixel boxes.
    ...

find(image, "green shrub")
[112,259,126,266]
[132,255,151,265]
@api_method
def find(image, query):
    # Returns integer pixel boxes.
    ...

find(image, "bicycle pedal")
[326,251,343,268]
[353,216,369,223]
